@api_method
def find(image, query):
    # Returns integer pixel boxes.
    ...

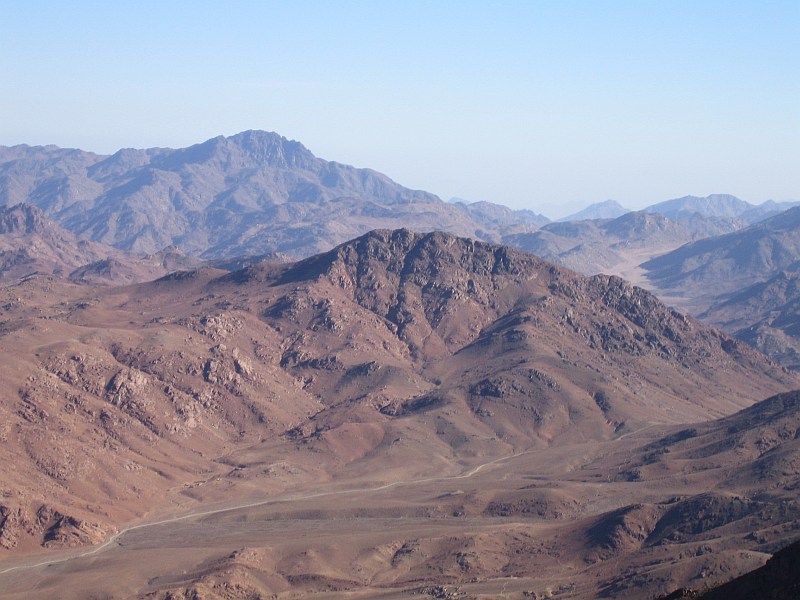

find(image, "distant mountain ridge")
[638,206,800,368]
[551,195,797,228]
[643,206,800,300]
[7,134,790,266]
[646,194,751,220]
[504,209,743,277]
[558,199,630,222]
[0,131,548,259]
[642,194,798,225]
[522,195,795,278]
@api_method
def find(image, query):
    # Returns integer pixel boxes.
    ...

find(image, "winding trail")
[0,447,535,577]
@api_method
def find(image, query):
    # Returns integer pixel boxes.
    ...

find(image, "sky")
[1,1,798,218]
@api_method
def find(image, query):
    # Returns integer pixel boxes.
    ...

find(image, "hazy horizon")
[2,1,797,217]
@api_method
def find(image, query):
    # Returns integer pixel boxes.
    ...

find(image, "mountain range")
[505,210,743,279]
[3,134,794,263]
[638,206,800,367]
[643,206,800,303]
[2,131,800,598]
[4,133,800,372]
[645,194,797,225]
[0,131,547,258]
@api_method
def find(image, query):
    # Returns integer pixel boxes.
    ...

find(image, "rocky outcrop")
[0,504,106,550]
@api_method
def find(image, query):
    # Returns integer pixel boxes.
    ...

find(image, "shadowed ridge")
[698,538,800,599]
[639,389,800,459]
[717,389,800,432]
[657,538,800,599]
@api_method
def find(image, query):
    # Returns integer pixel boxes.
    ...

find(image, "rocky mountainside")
[0,229,794,560]
[0,203,202,284]
[641,207,800,366]
[0,131,547,259]
[0,230,799,599]
[580,389,800,597]
[643,206,800,303]
[591,389,800,598]
[691,269,800,371]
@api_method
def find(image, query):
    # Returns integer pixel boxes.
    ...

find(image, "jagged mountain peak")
[224,228,778,381]
[148,130,317,172]
[228,129,313,164]
[269,228,546,289]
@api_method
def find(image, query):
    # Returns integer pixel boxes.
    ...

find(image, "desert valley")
[1,133,799,599]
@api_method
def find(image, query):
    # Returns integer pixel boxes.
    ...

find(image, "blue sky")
[1,1,797,217]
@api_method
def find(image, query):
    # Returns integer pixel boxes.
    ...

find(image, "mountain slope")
[691,269,800,371]
[0,229,794,554]
[0,132,547,258]
[0,203,202,284]
[644,206,800,300]
[691,538,800,599]
[0,230,798,599]
[504,210,726,277]
[590,390,800,597]
[247,228,792,428]
[637,206,800,369]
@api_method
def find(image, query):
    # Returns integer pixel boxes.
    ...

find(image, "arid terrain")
[1,229,799,598]
[6,0,800,592]
[7,133,800,374]
[3,132,800,600]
